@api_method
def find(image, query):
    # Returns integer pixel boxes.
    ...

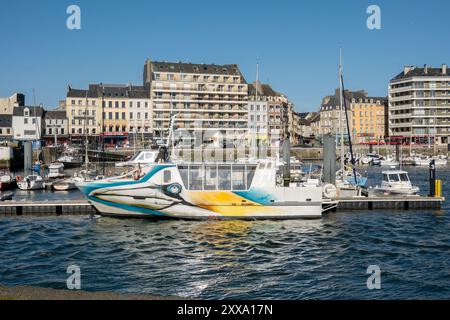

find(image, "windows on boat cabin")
[382,172,410,183]
[176,164,258,191]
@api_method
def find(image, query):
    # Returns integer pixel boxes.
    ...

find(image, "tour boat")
[0,172,16,191]
[77,159,325,220]
[374,170,420,195]
[47,162,65,179]
[17,175,45,191]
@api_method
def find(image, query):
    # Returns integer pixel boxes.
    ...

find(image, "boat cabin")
[382,170,411,184]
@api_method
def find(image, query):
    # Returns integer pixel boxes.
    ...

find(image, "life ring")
[16,175,22,182]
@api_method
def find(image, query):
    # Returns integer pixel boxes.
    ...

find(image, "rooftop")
[149,60,245,78]
[67,84,149,99]
[392,65,449,81]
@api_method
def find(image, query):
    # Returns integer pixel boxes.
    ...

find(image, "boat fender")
[323,183,337,199]
[16,175,22,182]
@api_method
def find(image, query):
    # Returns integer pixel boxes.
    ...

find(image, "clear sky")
[1,0,449,112]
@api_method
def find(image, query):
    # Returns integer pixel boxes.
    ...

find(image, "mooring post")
[395,144,400,162]
[23,141,32,176]
[282,133,291,187]
[429,159,436,197]
[323,134,336,185]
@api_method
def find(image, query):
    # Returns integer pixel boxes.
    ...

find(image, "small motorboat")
[380,155,399,167]
[414,155,448,167]
[0,172,16,191]
[52,177,83,191]
[57,151,83,168]
[0,192,13,201]
[17,175,45,191]
[47,162,66,179]
[374,170,420,195]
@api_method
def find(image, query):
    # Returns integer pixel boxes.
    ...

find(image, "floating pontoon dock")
[0,196,445,217]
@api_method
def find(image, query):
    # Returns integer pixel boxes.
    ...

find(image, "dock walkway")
[0,196,445,217]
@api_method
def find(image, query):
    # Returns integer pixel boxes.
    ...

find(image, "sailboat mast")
[254,61,259,159]
[339,49,345,172]
[341,72,358,185]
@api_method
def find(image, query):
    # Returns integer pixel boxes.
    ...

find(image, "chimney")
[442,64,447,75]
[424,64,428,74]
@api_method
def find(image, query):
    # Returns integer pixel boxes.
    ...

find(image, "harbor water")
[0,166,449,299]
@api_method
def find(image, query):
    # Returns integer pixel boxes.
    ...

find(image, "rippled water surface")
[0,166,449,299]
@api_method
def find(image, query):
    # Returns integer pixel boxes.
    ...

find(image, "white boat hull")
[77,163,324,220]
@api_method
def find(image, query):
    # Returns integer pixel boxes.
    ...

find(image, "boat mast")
[339,49,345,173]
[340,64,358,185]
[84,91,89,167]
[254,61,259,159]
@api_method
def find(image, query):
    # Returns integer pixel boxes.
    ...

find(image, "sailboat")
[334,50,365,195]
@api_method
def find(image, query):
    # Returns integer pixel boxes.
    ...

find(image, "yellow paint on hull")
[186,191,278,216]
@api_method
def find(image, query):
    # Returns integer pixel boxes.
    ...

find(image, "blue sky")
[0,0,449,111]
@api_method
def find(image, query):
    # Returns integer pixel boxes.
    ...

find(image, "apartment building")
[43,110,69,145]
[248,81,269,141]
[389,64,450,144]
[12,106,44,141]
[66,84,150,145]
[143,60,248,144]
[319,89,387,143]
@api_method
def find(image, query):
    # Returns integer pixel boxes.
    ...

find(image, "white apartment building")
[389,64,450,144]
[12,106,44,141]
[144,60,248,144]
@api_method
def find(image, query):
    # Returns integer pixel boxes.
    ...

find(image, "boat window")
[391,174,400,182]
[204,165,218,190]
[178,165,189,188]
[383,174,389,182]
[218,165,232,190]
[145,152,156,160]
[399,173,409,182]
[189,165,203,190]
[232,165,245,190]
[163,170,171,184]
[266,162,272,169]
[246,165,257,188]
[258,163,265,170]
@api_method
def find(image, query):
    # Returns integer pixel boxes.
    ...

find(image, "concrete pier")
[0,200,97,216]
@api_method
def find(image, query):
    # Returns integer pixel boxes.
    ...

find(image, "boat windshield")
[399,173,409,182]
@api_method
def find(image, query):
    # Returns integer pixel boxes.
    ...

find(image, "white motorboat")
[77,159,326,220]
[414,155,448,166]
[17,175,45,191]
[380,155,399,167]
[0,172,16,191]
[52,177,83,191]
[374,170,420,195]
[115,150,159,168]
[47,162,65,179]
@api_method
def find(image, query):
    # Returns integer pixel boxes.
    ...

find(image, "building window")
[24,118,28,124]
[122,112,126,120]
[122,101,126,108]
[108,101,112,108]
